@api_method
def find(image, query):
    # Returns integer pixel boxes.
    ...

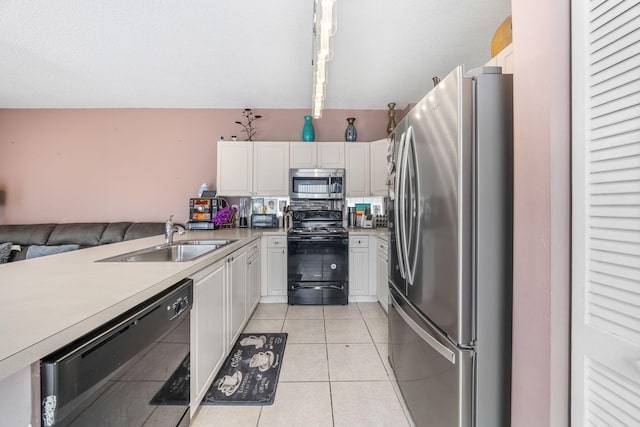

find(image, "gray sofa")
[0,222,168,263]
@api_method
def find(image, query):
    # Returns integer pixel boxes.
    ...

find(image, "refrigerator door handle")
[390,292,456,364]
[394,131,407,279]
[405,126,420,286]
[399,128,411,281]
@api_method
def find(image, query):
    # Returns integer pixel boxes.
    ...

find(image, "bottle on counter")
[284,206,293,231]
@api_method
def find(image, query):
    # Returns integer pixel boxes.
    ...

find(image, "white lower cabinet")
[191,239,260,408]
[191,259,227,406]
[246,242,261,314]
[262,235,287,300]
[376,238,389,312]
[349,236,370,296]
[228,249,247,345]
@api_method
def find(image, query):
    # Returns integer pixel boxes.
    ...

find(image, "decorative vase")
[302,115,315,141]
[345,117,357,142]
[386,102,397,134]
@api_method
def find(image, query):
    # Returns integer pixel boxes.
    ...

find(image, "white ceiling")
[0,0,511,110]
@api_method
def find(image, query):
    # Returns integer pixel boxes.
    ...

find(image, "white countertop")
[0,228,262,381]
[348,228,389,240]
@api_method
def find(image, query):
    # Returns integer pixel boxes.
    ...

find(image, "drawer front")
[267,236,286,248]
[349,236,369,248]
[378,241,388,260]
[247,242,260,258]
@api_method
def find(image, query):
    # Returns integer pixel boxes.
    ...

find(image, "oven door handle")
[287,236,347,242]
[291,283,345,290]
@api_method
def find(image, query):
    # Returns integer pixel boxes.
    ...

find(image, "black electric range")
[287,210,348,305]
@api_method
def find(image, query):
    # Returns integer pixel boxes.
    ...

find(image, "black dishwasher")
[41,279,193,427]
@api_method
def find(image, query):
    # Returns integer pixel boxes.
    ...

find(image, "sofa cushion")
[123,223,166,241]
[0,224,57,246]
[26,244,80,259]
[0,242,12,263]
[47,223,108,246]
[100,222,134,244]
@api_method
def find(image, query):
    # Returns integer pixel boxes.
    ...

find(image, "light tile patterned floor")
[192,302,412,427]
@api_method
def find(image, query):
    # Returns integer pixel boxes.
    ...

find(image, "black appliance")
[187,197,219,230]
[287,210,348,305]
[251,213,279,229]
[41,279,193,427]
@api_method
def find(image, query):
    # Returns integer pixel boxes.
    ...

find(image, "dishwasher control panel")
[167,295,190,320]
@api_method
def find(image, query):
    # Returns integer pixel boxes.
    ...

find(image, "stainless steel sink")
[97,240,236,262]
[176,239,235,246]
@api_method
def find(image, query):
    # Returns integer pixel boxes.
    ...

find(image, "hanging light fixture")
[311,0,337,119]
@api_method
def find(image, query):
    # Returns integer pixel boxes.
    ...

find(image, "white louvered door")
[572,0,640,425]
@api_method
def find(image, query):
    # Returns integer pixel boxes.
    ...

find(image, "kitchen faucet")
[165,215,185,245]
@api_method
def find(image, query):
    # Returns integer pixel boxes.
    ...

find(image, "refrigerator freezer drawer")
[389,286,474,427]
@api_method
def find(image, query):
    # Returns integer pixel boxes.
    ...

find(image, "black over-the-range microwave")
[289,168,344,199]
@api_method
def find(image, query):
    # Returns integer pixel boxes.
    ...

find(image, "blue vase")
[345,117,357,142]
[302,115,315,141]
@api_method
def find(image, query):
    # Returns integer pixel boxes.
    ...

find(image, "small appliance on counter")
[361,215,374,228]
[187,197,218,230]
[348,207,357,227]
[251,213,279,229]
[239,197,249,228]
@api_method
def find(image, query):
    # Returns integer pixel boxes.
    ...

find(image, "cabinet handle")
[282,249,286,254]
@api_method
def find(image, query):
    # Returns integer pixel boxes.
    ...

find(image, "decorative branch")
[234,108,263,141]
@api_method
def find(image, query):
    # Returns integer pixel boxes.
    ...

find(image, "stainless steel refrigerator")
[387,66,513,427]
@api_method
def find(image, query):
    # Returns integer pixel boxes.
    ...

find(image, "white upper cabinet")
[317,142,345,168]
[290,142,317,168]
[370,138,389,196]
[217,141,253,196]
[290,142,345,169]
[253,141,290,196]
[345,143,370,196]
[486,43,513,74]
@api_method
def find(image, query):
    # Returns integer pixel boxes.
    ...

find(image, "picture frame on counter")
[252,198,264,214]
[265,199,277,214]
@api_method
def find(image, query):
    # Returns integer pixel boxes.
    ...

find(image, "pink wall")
[510,0,571,425]
[0,108,387,225]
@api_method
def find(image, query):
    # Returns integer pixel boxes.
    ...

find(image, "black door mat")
[202,333,288,406]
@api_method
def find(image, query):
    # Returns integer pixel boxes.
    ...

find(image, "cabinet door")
[370,139,389,196]
[267,247,287,295]
[318,142,345,168]
[290,142,317,168]
[346,144,370,196]
[253,141,290,196]
[349,242,370,296]
[217,141,253,196]
[247,248,261,315]
[376,241,389,312]
[229,250,248,344]
[192,260,226,403]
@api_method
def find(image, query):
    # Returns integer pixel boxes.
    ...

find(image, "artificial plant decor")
[234,109,262,141]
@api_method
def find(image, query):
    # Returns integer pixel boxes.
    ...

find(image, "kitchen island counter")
[0,228,262,381]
